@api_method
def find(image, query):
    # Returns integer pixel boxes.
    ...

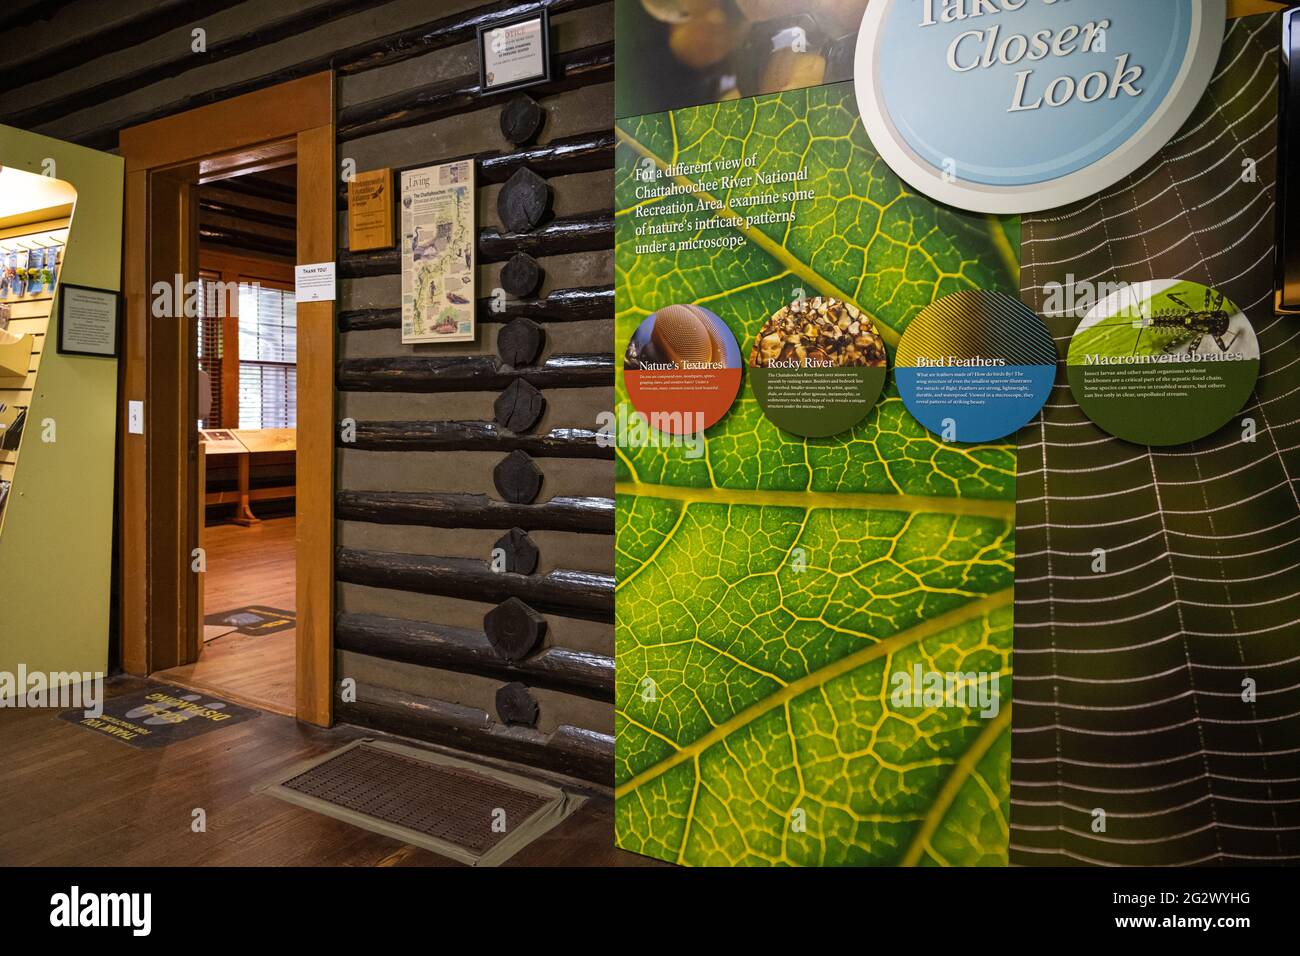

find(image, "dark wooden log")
[337,353,610,393]
[496,683,539,727]
[338,41,614,143]
[0,0,76,34]
[497,318,545,367]
[0,0,244,96]
[500,253,542,298]
[498,168,551,233]
[337,0,603,76]
[335,611,613,698]
[339,211,612,274]
[495,451,543,504]
[211,176,295,205]
[494,380,546,433]
[337,548,613,620]
[336,130,614,209]
[337,681,613,785]
[338,285,612,333]
[198,226,294,260]
[67,2,610,151]
[500,95,545,145]
[484,598,548,660]
[335,491,614,534]
[0,0,392,132]
[479,129,614,184]
[198,198,296,231]
[338,308,402,332]
[480,211,612,264]
[342,421,609,459]
[493,528,539,575]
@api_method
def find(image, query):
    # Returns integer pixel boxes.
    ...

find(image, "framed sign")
[347,167,395,252]
[57,284,120,357]
[400,160,476,344]
[478,10,551,94]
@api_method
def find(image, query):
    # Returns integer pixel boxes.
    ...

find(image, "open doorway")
[152,166,300,714]
[116,74,334,726]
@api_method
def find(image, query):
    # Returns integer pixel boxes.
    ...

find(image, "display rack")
[0,224,68,524]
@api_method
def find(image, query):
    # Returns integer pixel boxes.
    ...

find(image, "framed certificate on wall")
[478,10,551,94]
[57,284,120,357]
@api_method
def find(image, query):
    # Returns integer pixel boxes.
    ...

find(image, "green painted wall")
[0,125,124,679]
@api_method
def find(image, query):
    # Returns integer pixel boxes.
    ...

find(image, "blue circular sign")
[855,0,1225,213]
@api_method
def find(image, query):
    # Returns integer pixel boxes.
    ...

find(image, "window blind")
[238,282,297,429]
[196,273,223,429]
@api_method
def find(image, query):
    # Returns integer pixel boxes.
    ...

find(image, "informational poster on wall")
[613,6,1021,865]
[400,159,476,344]
[613,0,1296,869]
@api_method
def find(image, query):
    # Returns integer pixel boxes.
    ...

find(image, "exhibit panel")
[0,125,124,679]
[1012,15,1300,866]
[612,0,1300,866]
[614,76,1019,868]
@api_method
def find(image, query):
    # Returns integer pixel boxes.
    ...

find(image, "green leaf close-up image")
[613,81,1022,865]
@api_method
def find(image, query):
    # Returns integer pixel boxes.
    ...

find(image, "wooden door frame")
[117,72,335,726]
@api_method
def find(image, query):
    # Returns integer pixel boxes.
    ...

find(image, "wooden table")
[200,428,296,525]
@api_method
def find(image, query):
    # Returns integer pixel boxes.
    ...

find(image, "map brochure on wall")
[400,159,476,344]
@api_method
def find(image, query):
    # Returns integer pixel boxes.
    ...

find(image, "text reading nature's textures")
[614,81,1021,866]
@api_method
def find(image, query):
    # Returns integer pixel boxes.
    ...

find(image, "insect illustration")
[1133,286,1236,356]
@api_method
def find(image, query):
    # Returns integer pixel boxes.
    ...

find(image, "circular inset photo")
[624,303,743,435]
[747,297,887,438]
[895,290,1057,443]
[1067,280,1260,446]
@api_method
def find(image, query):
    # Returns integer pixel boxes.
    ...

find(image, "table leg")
[233,452,260,526]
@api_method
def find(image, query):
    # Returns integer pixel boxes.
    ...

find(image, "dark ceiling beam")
[198,225,294,259]
[0,0,245,96]
[198,198,296,230]
[0,0,77,34]
[212,177,296,206]
[62,0,605,151]
[0,0,391,129]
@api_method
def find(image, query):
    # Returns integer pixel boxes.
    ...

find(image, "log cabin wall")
[2,0,615,785]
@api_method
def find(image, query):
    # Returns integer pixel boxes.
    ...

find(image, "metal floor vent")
[255,739,582,866]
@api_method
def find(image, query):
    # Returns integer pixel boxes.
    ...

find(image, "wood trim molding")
[294,121,336,727]
[117,71,335,726]
[119,73,331,173]
[199,249,294,285]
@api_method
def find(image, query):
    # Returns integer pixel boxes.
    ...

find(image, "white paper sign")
[295,262,336,302]
[59,285,119,356]
[483,17,547,91]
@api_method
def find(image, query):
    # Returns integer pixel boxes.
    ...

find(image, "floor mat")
[59,683,258,748]
[203,605,295,637]
[254,739,583,866]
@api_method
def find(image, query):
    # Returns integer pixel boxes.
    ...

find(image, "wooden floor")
[0,676,659,867]
[156,516,296,715]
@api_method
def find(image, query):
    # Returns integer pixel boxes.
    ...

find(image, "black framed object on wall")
[56,284,120,357]
[478,9,551,95]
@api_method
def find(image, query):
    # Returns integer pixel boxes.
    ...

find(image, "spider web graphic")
[1012,14,1300,866]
